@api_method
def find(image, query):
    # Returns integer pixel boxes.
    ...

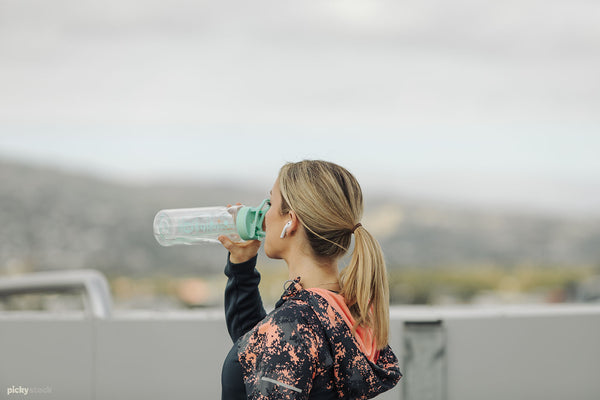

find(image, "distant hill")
[1,159,599,277]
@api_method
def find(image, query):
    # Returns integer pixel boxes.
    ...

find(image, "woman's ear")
[284,210,301,237]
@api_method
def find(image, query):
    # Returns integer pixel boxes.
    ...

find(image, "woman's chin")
[264,246,280,260]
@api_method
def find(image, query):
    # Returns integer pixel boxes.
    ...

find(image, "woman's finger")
[218,235,234,251]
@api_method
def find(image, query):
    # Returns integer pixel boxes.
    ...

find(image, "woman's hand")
[218,203,261,264]
[218,235,261,264]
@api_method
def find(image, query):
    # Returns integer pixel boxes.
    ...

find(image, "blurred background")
[1,0,600,311]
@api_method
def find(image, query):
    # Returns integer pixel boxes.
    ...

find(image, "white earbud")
[280,221,293,239]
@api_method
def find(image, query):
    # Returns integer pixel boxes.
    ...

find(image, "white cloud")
[1,0,599,215]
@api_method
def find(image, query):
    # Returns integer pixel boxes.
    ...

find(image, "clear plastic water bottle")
[153,199,270,246]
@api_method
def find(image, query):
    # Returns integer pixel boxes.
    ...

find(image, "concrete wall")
[395,305,600,400]
[1,315,94,399]
[444,308,600,400]
[1,305,600,400]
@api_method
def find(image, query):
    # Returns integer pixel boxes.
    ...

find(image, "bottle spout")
[236,198,270,240]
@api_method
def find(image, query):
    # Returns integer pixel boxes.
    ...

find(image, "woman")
[219,160,401,399]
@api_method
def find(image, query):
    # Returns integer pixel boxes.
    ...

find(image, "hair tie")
[351,223,362,233]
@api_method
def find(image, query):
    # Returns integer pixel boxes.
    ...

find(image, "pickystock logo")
[6,385,52,396]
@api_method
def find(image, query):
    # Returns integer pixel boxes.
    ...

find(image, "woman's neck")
[285,251,340,290]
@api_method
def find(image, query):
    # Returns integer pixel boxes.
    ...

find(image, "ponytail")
[278,160,390,349]
[340,225,390,349]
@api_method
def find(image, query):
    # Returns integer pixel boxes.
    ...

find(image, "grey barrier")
[1,270,599,400]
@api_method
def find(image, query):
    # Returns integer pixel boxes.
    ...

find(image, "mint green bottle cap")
[236,198,270,240]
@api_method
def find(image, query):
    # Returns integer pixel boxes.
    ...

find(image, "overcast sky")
[1,0,599,216]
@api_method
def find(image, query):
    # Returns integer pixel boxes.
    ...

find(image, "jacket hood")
[307,288,378,362]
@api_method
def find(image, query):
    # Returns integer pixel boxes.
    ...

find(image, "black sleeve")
[224,253,267,343]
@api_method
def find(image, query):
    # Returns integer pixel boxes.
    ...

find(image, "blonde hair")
[278,160,390,349]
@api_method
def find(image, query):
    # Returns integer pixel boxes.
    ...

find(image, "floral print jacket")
[221,255,401,399]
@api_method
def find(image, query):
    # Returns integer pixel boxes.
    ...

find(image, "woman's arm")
[219,234,265,343]
[224,253,267,343]
[238,306,321,400]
